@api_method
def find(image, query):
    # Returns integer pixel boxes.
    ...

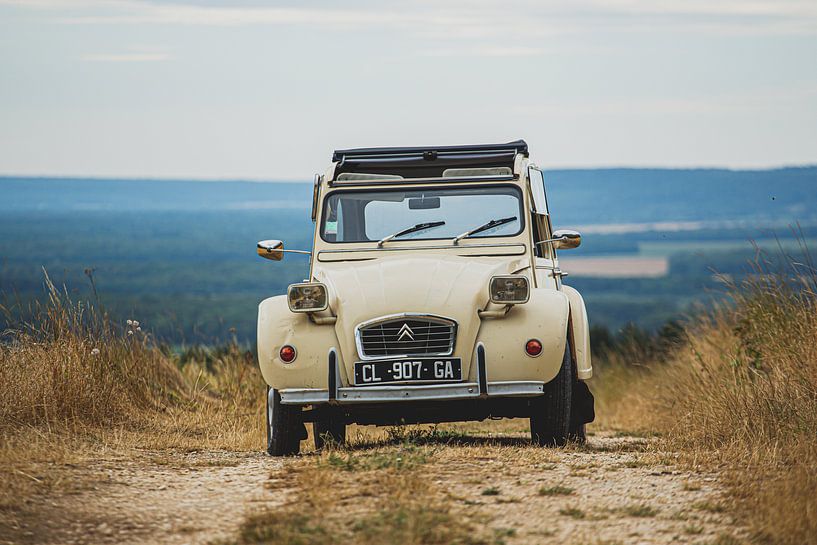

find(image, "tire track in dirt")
[6,433,741,545]
[426,433,740,544]
[7,451,281,545]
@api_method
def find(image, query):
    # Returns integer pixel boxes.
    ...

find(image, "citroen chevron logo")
[397,323,415,342]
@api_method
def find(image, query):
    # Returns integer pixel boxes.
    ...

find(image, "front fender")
[562,284,592,379]
[472,289,570,383]
[257,296,344,389]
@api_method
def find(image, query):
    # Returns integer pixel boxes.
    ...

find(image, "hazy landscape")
[5,170,816,545]
[3,0,816,542]
[3,167,815,344]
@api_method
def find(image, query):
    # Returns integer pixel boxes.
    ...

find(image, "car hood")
[312,253,530,382]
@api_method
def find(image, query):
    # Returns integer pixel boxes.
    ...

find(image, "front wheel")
[530,339,572,446]
[266,387,303,456]
[568,379,595,444]
[313,411,346,450]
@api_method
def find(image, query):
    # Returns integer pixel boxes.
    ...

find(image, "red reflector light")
[525,339,543,357]
[279,345,297,363]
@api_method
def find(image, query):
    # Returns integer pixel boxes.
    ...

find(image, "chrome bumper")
[279,381,545,405]
[276,344,546,405]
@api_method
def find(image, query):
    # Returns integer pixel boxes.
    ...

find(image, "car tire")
[568,421,587,443]
[530,338,572,447]
[266,387,302,456]
[313,412,346,450]
[568,357,588,444]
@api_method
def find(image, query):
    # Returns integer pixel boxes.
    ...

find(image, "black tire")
[266,387,302,456]
[568,421,587,444]
[313,411,346,450]
[530,339,572,447]
[568,358,588,444]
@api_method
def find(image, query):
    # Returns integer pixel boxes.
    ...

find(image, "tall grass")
[667,247,815,544]
[0,275,186,429]
[0,275,265,514]
[596,244,817,545]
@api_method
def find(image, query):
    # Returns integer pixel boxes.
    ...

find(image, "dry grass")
[0,277,265,521]
[588,354,657,434]
[225,435,494,545]
[4,246,817,545]
[592,244,817,545]
[0,282,185,429]
[538,485,574,496]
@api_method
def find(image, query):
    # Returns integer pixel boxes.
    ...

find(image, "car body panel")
[472,288,569,383]
[562,284,593,379]
[257,295,341,389]
[257,141,592,412]
[313,253,530,383]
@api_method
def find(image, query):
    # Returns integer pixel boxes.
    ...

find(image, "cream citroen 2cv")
[257,140,594,455]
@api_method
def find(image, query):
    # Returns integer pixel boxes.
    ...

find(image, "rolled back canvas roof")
[332,140,528,179]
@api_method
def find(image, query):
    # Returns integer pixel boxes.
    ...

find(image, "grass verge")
[592,245,817,545]
[0,277,265,525]
[225,441,493,545]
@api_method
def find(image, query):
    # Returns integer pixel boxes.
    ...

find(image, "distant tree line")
[589,320,686,364]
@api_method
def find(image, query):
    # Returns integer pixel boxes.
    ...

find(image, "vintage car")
[257,140,594,455]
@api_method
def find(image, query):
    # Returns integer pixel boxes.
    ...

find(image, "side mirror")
[551,229,581,250]
[257,239,284,261]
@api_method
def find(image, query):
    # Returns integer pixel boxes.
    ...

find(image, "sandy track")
[427,434,737,544]
[5,433,739,545]
[7,451,281,545]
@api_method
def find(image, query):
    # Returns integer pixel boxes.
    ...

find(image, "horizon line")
[2,163,816,183]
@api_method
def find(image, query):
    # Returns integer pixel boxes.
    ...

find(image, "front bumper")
[279,381,545,405]
[276,344,546,406]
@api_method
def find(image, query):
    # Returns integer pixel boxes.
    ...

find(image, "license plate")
[354,358,462,385]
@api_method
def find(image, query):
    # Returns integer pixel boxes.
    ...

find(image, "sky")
[0,0,816,180]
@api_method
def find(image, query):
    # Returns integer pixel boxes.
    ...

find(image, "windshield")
[320,185,524,243]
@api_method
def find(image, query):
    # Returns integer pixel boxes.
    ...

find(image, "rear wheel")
[313,411,346,450]
[530,339,572,446]
[266,387,302,456]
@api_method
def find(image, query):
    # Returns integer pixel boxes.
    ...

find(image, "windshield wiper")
[377,220,446,247]
[453,216,517,245]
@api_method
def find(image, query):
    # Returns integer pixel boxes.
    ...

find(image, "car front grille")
[356,315,457,359]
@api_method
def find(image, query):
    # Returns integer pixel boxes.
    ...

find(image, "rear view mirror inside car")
[408,196,441,209]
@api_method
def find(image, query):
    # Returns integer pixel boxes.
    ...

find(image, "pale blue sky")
[1,0,815,179]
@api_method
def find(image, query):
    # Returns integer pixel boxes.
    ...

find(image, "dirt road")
[5,431,741,545]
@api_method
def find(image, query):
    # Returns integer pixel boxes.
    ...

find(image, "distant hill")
[0,177,312,212]
[2,167,815,224]
[544,167,817,225]
[1,167,815,342]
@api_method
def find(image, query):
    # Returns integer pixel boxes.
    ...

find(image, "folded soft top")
[331,140,528,179]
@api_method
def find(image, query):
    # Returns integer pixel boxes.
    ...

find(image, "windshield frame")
[318,183,526,244]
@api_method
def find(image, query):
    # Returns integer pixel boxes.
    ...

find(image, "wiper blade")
[453,216,517,244]
[377,220,446,246]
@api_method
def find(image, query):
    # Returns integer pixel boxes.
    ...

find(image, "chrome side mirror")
[537,229,582,250]
[257,239,284,261]
[552,229,581,249]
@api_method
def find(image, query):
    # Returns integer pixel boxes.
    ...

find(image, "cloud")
[2,0,816,37]
[514,85,817,117]
[81,52,169,62]
[420,46,546,58]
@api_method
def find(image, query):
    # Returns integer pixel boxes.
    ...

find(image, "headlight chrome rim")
[287,282,329,313]
[489,275,530,305]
